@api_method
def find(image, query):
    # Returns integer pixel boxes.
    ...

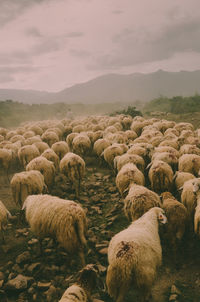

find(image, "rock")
[96,264,107,274]
[169,294,178,301]
[44,285,58,302]
[28,238,39,246]
[37,281,51,290]
[171,284,181,295]
[98,248,108,255]
[0,272,5,280]
[16,251,31,265]
[27,263,41,275]
[12,264,23,274]
[0,280,4,288]
[5,274,33,291]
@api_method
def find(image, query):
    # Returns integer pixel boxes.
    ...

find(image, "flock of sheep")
[0,113,200,301]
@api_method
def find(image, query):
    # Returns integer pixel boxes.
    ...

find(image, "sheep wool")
[124,184,161,221]
[0,200,11,242]
[106,207,167,302]
[60,152,85,198]
[23,194,87,266]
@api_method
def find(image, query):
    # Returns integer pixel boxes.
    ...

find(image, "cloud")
[66,32,84,38]
[89,16,200,70]
[25,27,43,37]
[0,0,55,26]
[112,10,123,15]
[69,49,90,58]
[0,51,32,65]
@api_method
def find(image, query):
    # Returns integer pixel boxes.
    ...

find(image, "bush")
[110,106,142,118]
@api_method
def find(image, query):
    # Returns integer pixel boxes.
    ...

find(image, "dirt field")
[0,156,200,302]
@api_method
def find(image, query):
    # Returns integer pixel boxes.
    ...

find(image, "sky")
[0,0,200,92]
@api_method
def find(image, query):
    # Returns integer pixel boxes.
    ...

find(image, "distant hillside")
[1,70,200,104]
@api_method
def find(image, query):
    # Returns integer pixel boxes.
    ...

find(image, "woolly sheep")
[18,145,40,168]
[103,144,128,169]
[178,154,200,176]
[0,148,13,178]
[124,184,161,221]
[10,170,47,208]
[66,133,79,151]
[194,191,200,236]
[58,264,98,302]
[51,141,69,159]
[106,207,167,302]
[173,171,195,191]
[151,151,178,171]
[114,153,145,173]
[160,192,188,260]
[93,138,111,157]
[179,144,200,156]
[158,139,179,150]
[60,152,85,198]
[26,156,56,188]
[127,143,153,163]
[154,146,180,159]
[22,194,87,266]
[72,134,91,157]
[116,163,145,196]
[33,141,49,154]
[0,200,11,242]
[41,130,59,147]
[148,160,174,193]
[41,148,60,170]
[181,178,200,225]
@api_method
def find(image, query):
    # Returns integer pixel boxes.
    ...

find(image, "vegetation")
[143,94,200,114]
[110,105,143,118]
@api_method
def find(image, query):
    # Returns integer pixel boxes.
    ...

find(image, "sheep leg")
[116,283,129,302]
[78,249,85,267]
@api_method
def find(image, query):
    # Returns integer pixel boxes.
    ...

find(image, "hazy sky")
[1,0,200,91]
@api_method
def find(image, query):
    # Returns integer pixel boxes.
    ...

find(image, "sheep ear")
[178,186,183,191]
[158,212,167,224]
[146,162,152,170]
[193,182,200,193]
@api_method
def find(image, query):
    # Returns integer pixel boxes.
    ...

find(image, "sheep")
[72,134,91,157]
[124,184,161,222]
[116,163,145,196]
[0,200,11,242]
[41,130,59,147]
[173,171,195,191]
[58,264,99,302]
[41,148,60,171]
[33,141,49,154]
[127,143,153,164]
[0,148,13,180]
[178,154,200,176]
[154,146,180,159]
[18,144,40,168]
[66,133,79,151]
[179,144,200,156]
[114,153,145,173]
[22,194,87,266]
[106,207,167,302]
[158,139,179,150]
[60,152,85,198]
[51,141,69,159]
[160,192,188,261]
[151,151,178,172]
[148,160,174,193]
[181,178,200,226]
[103,143,128,169]
[26,156,56,189]
[93,138,111,157]
[10,170,47,208]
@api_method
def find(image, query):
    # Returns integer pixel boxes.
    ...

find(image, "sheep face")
[157,208,167,224]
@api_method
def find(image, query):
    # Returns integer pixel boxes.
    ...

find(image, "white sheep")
[41,148,60,171]
[173,171,195,191]
[51,141,69,159]
[181,178,200,226]
[60,152,85,198]
[93,138,111,157]
[116,163,145,196]
[41,130,59,147]
[33,141,49,154]
[124,184,161,221]
[0,200,11,242]
[160,192,188,260]
[114,153,145,173]
[179,144,200,156]
[106,207,167,302]
[18,145,40,168]
[148,160,174,193]
[178,154,200,176]
[26,156,56,188]
[58,264,98,302]
[22,194,87,266]
[72,134,91,157]
[0,148,13,180]
[103,143,128,169]
[10,170,47,208]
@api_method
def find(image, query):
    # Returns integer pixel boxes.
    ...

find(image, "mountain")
[1,70,200,104]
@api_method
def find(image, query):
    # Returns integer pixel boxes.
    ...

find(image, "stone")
[0,272,5,280]
[16,251,31,264]
[44,285,58,302]
[169,294,178,301]
[37,281,51,290]
[5,274,33,291]
[171,284,181,295]
[27,263,41,275]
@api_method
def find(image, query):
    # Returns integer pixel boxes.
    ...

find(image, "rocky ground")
[0,157,200,301]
